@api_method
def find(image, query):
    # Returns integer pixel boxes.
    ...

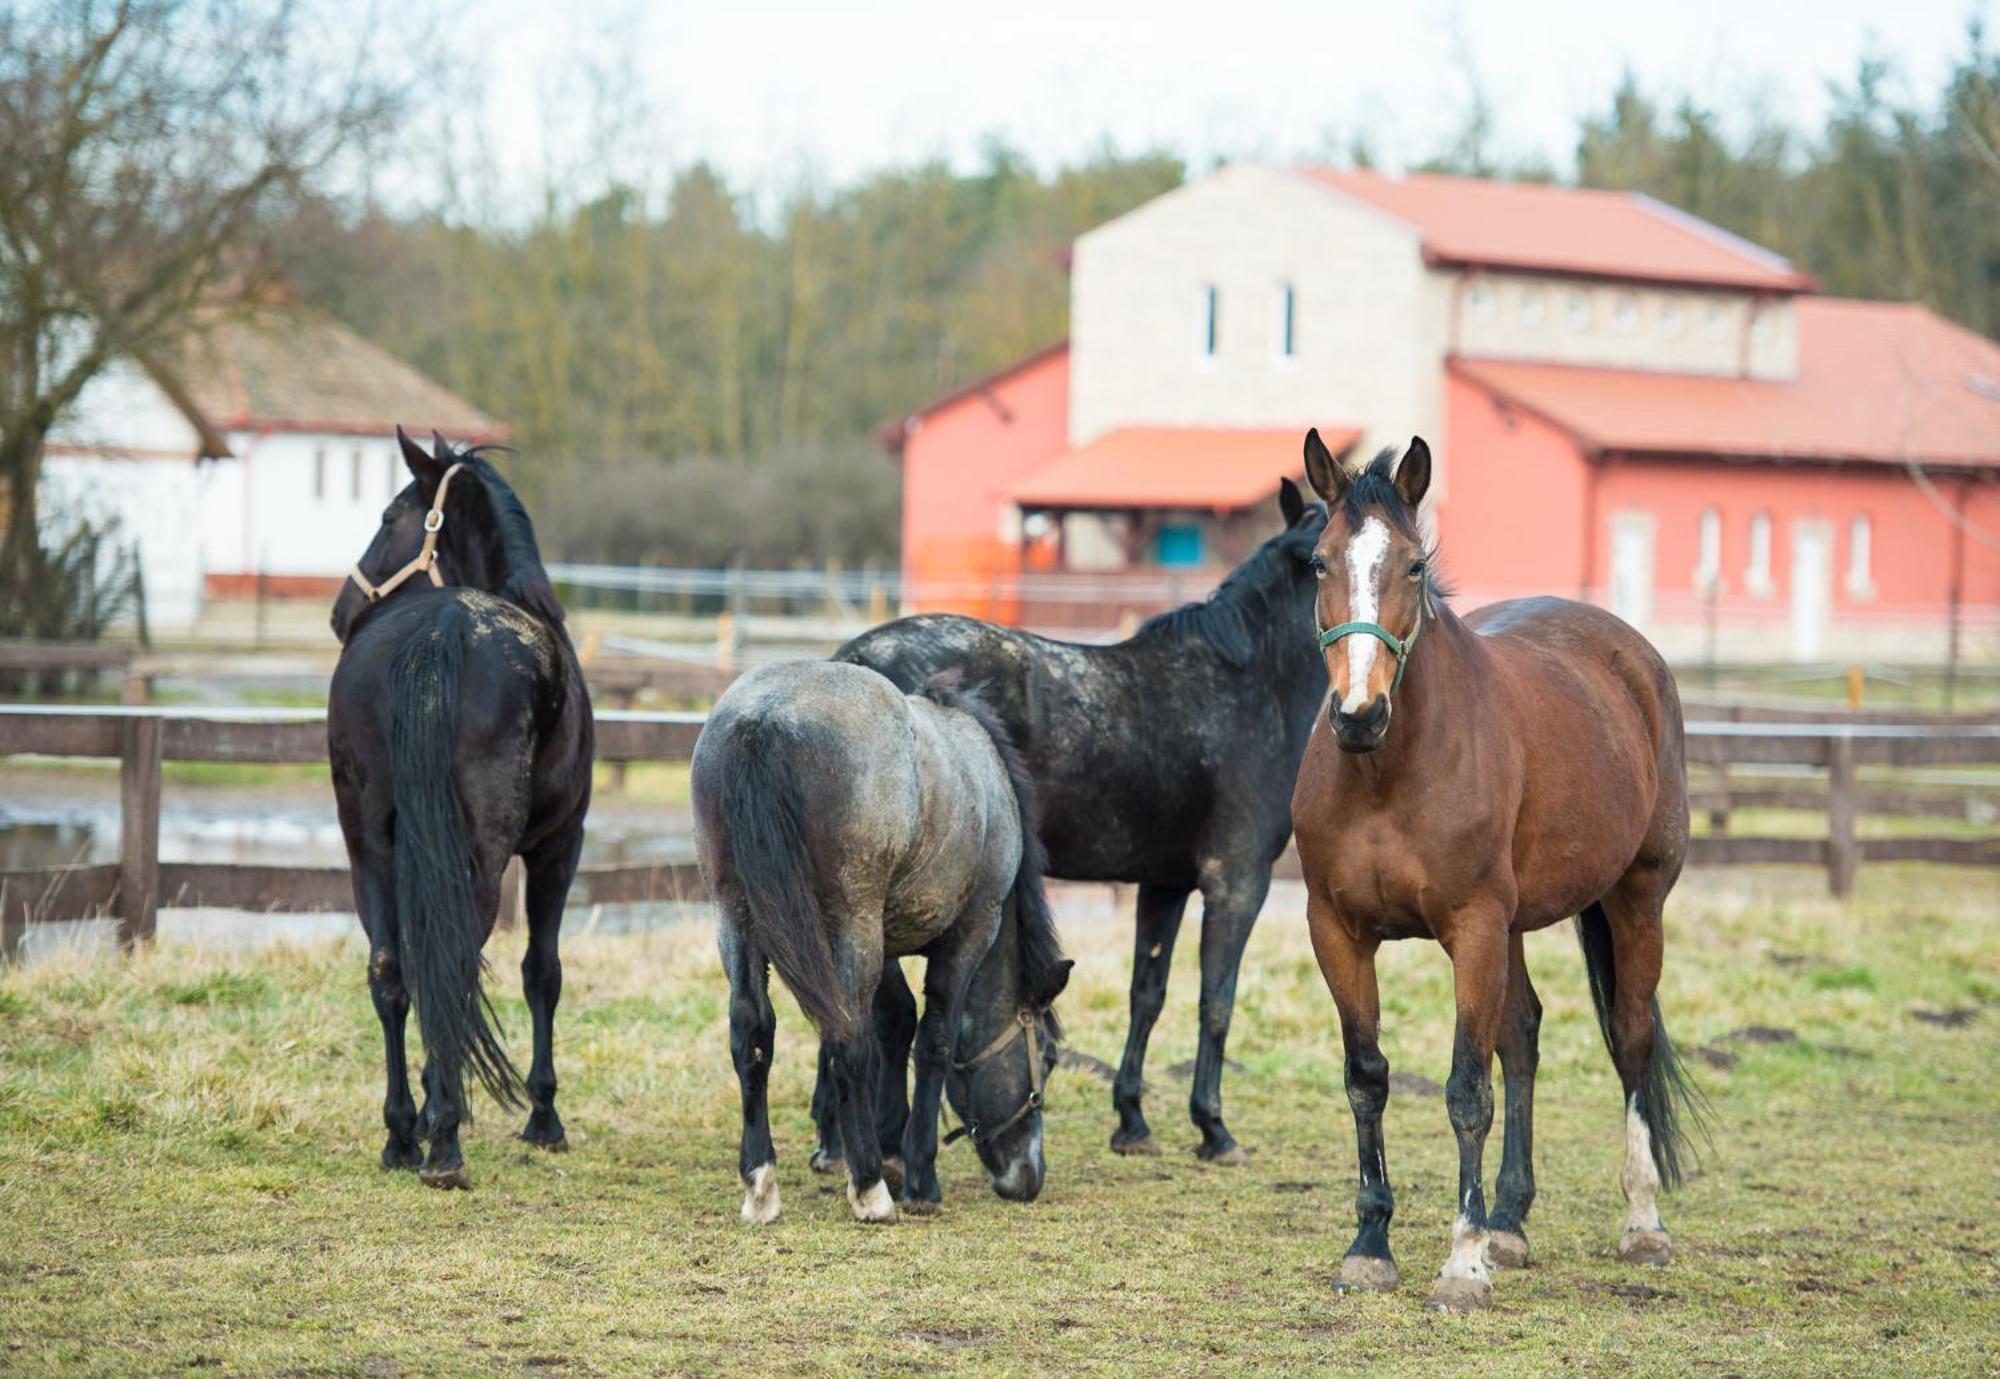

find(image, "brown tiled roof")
[163,307,505,441]
[1008,426,1360,511]
[1301,169,1815,293]
[1451,297,2000,469]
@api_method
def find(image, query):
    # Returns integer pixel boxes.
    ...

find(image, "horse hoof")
[419,1165,471,1191]
[1111,1135,1160,1158]
[380,1143,421,1171]
[740,1163,781,1225]
[1485,1230,1530,1269]
[847,1179,898,1224]
[1618,1228,1673,1266]
[1335,1255,1399,1293]
[1196,1142,1250,1167]
[881,1156,906,1194]
[520,1133,569,1154]
[1427,1276,1494,1313]
[809,1148,845,1174]
[899,1196,941,1217]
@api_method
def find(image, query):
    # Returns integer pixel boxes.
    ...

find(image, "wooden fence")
[1,705,1995,957]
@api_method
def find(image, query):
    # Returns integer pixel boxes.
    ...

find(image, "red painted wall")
[1438,371,1593,602]
[899,346,1069,616]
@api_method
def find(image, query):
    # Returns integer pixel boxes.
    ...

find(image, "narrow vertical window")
[1746,511,1772,592]
[1199,284,1218,360]
[1277,283,1296,359]
[386,451,399,500]
[1520,287,1544,328]
[312,447,326,501]
[1567,290,1593,330]
[350,448,364,501]
[1847,514,1873,596]
[1695,507,1721,589]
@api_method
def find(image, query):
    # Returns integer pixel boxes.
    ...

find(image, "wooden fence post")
[118,715,163,949]
[1827,733,1858,898]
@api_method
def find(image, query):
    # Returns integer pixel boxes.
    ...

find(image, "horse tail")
[712,716,853,1040]
[1575,902,1708,1190]
[389,602,523,1109]
[920,673,1067,1025]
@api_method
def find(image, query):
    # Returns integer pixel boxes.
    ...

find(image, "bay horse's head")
[1302,430,1436,754]
[331,428,559,643]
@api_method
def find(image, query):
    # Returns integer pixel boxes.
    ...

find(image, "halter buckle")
[423,508,445,534]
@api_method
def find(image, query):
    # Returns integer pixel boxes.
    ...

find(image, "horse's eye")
[1309,556,1327,578]
[1408,560,1427,580]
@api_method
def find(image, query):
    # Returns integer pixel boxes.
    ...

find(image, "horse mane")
[1134,506,1326,667]
[444,442,568,627]
[920,671,1067,1032]
[1342,448,1455,605]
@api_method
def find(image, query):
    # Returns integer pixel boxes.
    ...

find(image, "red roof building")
[882,165,1999,662]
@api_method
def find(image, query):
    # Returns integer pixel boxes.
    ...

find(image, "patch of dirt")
[1723,1025,1798,1045]
[1594,1282,1670,1306]
[1691,1045,1740,1070]
[901,1328,993,1350]
[1910,1006,1980,1028]
[1389,1071,1444,1097]
[1056,1049,1119,1083]
[1270,1181,1317,1194]
[1767,951,1813,968]
[1164,1057,1246,1078]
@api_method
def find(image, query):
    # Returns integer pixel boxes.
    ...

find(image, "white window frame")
[1466,280,1496,324]
[1745,511,1774,595]
[1847,513,1874,599]
[1695,507,1722,591]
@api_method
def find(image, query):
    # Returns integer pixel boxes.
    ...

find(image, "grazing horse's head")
[945,915,1072,1202]
[1302,430,1437,754]
[331,428,560,644]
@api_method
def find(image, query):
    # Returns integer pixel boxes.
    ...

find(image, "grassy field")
[1,867,1996,1377]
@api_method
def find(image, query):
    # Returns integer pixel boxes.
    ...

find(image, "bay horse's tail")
[1575,903,1707,1189]
[389,603,523,1109]
[920,673,1068,1019]
[711,716,853,1039]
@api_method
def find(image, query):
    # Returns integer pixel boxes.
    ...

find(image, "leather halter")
[942,1008,1048,1148]
[347,462,467,604]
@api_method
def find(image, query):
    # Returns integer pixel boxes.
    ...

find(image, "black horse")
[818,481,1329,1164]
[328,429,593,1189]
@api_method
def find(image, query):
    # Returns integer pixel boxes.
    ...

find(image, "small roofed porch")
[997,425,1356,632]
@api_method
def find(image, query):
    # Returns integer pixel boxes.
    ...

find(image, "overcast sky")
[447,0,1992,203]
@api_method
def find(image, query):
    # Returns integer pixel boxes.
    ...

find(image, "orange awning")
[1007,426,1357,511]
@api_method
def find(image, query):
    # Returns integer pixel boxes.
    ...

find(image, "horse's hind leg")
[721,920,781,1224]
[872,964,919,1191]
[809,1041,843,1173]
[1111,883,1190,1157]
[519,828,583,1151]
[351,845,420,1171]
[1486,931,1541,1269]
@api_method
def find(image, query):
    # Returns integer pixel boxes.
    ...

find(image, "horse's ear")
[1278,477,1307,528]
[1037,958,1075,1006]
[1395,436,1433,509]
[397,425,446,489]
[431,429,454,464]
[1303,428,1347,504]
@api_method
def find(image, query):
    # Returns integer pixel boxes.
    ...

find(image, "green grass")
[2,867,1997,1376]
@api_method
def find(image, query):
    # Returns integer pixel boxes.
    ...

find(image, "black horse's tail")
[389,603,522,1108]
[1575,902,1708,1190]
[921,673,1067,1022]
[713,717,853,1039]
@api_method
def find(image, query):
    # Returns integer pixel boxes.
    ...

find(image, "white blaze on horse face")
[1621,1095,1664,1233]
[1339,517,1392,713]
[740,1161,781,1225]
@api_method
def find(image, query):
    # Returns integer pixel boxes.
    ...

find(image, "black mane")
[444,443,566,627]
[1135,506,1325,667]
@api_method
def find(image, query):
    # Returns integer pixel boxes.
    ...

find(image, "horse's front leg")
[1305,894,1397,1291]
[721,922,781,1224]
[1110,883,1190,1156]
[899,914,990,1212]
[1189,861,1272,1163]
[519,828,584,1151]
[1431,906,1512,1313]
[1487,930,1541,1270]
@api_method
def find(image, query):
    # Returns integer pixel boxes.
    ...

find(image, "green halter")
[1317,607,1424,695]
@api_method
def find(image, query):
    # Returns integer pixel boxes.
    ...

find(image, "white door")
[1609,512,1656,631]
[1791,520,1831,662]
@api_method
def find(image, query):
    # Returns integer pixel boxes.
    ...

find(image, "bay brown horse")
[1289,431,1703,1312]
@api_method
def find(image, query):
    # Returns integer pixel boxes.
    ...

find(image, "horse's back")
[1467,597,1680,749]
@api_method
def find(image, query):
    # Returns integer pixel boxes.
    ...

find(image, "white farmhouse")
[42,305,503,629]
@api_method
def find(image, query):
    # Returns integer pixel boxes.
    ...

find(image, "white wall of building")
[1453,273,1798,379]
[40,453,207,629]
[1069,163,1449,480]
[204,431,407,578]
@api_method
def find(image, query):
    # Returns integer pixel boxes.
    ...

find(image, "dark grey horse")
[692,660,1071,1224]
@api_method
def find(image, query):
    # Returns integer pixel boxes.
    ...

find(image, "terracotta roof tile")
[165,308,505,440]
[1008,426,1357,510]
[1452,297,2000,468]
[1302,169,1815,293]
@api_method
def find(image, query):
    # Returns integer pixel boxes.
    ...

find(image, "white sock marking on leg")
[1621,1094,1663,1233]
[740,1162,781,1225]
[847,1177,898,1223]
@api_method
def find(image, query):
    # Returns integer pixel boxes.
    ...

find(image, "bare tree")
[0,0,406,633]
